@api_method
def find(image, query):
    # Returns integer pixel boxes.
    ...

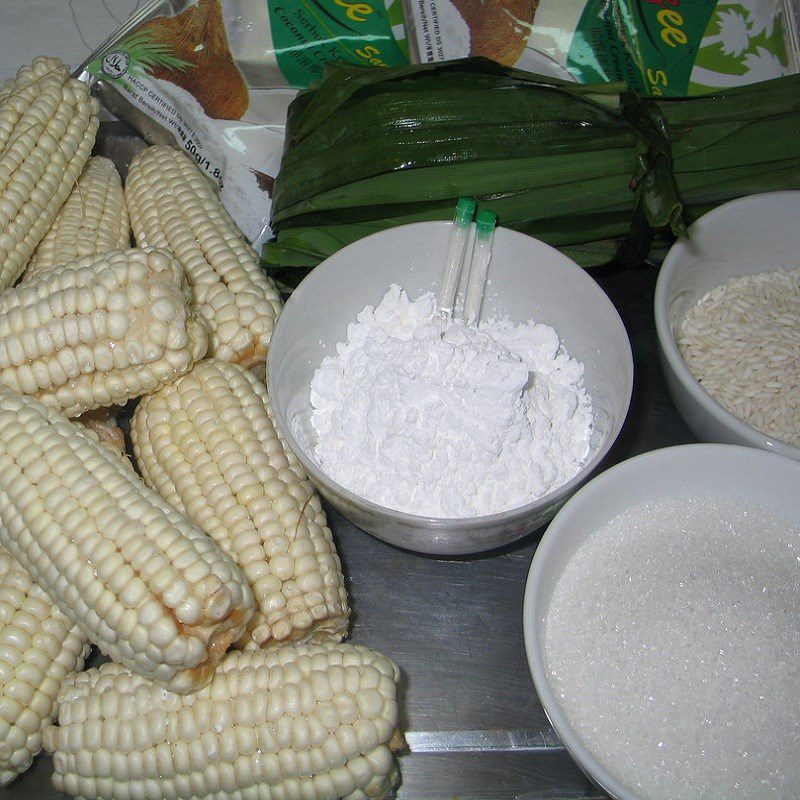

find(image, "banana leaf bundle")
[262,58,800,292]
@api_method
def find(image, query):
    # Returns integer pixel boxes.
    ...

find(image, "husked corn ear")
[0,247,208,417]
[0,385,255,694]
[24,156,129,278]
[0,548,88,785]
[132,359,350,650]
[0,57,98,289]
[125,145,283,371]
[45,643,403,800]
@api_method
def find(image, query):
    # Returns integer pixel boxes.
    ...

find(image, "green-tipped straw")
[463,210,497,326]
[438,197,476,317]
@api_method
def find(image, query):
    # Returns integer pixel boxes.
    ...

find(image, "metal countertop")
[5,128,696,800]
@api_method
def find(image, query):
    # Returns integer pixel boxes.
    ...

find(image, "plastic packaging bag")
[405,0,800,95]
[81,0,410,245]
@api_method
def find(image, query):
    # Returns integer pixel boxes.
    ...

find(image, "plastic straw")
[438,198,476,317]
[463,210,498,326]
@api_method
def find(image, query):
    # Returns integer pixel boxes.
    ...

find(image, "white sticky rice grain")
[677,268,799,447]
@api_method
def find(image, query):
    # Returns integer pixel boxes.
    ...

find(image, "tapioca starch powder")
[308,285,593,517]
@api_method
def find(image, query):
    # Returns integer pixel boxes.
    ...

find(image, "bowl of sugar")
[654,190,800,461]
[524,443,800,800]
[267,221,633,555]
[267,222,633,555]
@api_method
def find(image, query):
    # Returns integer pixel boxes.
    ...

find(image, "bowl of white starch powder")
[524,443,800,800]
[267,222,632,555]
[655,191,800,461]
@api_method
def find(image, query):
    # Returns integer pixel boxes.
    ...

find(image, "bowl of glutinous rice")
[655,191,800,461]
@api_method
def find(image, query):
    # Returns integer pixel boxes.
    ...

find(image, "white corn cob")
[45,643,403,800]
[125,145,283,372]
[0,548,88,785]
[0,57,98,289]
[131,359,350,650]
[0,247,208,417]
[0,385,255,694]
[24,156,129,278]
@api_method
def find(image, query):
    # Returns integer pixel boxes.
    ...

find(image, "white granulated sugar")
[308,285,593,517]
[545,497,800,800]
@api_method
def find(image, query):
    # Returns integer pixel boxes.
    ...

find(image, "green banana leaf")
[263,58,800,291]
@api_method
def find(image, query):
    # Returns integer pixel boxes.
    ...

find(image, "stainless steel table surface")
[4,125,696,800]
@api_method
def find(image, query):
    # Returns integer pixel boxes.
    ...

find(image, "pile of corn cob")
[0,57,403,799]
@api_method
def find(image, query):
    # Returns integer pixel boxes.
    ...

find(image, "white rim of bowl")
[653,195,800,462]
[522,442,800,800]
[268,223,634,529]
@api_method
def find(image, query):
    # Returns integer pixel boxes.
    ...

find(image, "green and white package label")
[267,0,409,86]
[566,0,793,95]
[408,0,798,95]
[689,0,794,92]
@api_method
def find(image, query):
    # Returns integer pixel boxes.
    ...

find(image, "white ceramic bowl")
[523,443,800,800]
[654,191,800,461]
[267,222,633,556]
